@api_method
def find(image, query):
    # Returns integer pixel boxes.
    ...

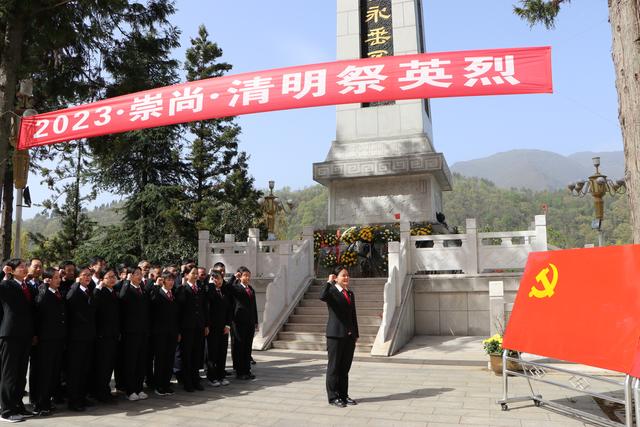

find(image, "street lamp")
[10,79,37,257]
[257,180,294,240]
[567,156,626,247]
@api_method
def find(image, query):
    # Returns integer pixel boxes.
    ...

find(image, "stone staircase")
[271,278,386,353]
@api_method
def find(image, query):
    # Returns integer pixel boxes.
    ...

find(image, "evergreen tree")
[183,25,240,227]
[88,1,185,260]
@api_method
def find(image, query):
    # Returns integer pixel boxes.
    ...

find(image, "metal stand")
[498,350,636,427]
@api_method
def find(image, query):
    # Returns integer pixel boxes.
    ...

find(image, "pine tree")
[183,25,240,226]
[88,1,185,260]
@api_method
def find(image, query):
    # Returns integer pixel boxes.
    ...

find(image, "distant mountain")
[451,149,624,191]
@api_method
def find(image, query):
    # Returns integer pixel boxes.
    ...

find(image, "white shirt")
[79,285,88,293]
[48,287,58,294]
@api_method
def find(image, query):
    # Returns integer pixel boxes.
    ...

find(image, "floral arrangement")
[340,226,358,245]
[410,223,433,236]
[358,226,373,242]
[321,252,337,268]
[339,250,358,267]
[483,334,517,357]
[324,232,338,247]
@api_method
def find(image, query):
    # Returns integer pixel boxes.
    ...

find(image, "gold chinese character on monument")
[366,5,391,23]
[366,27,391,46]
[367,50,389,58]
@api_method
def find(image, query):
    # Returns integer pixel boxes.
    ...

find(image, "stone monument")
[313,0,451,225]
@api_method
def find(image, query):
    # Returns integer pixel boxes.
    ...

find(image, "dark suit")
[175,282,208,389]
[150,288,179,391]
[66,283,96,408]
[206,284,232,381]
[119,282,149,395]
[0,279,34,417]
[92,287,120,400]
[320,282,358,402]
[229,281,258,376]
[30,287,66,411]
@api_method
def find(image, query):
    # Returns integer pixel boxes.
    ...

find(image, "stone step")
[277,331,376,344]
[313,278,387,286]
[271,340,372,353]
[288,314,381,326]
[283,323,379,334]
[299,299,382,309]
[294,306,382,316]
[303,293,383,302]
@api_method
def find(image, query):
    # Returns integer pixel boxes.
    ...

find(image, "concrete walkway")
[23,336,624,426]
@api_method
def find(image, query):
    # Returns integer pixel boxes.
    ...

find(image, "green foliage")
[513,0,570,29]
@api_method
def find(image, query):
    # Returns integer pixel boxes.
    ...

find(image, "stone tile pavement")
[23,337,625,426]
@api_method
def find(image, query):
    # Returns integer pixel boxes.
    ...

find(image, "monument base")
[313,153,451,226]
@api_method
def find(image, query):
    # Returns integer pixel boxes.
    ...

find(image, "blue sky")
[24,0,619,218]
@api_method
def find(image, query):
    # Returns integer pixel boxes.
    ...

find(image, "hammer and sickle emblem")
[528,263,558,298]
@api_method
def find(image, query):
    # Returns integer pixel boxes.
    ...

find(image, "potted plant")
[483,334,520,375]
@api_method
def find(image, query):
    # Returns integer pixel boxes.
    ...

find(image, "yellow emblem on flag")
[529,263,558,298]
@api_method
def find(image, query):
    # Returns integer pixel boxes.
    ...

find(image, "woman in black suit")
[150,272,180,396]
[320,265,359,408]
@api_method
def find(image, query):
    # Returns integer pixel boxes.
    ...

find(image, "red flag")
[503,245,640,375]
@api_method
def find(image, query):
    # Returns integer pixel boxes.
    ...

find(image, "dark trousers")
[153,333,178,391]
[93,337,118,399]
[180,328,204,388]
[0,337,31,416]
[326,336,356,402]
[231,322,254,376]
[29,339,63,410]
[67,339,94,407]
[122,333,147,395]
[114,340,124,391]
[145,334,155,388]
[206,330,229,381]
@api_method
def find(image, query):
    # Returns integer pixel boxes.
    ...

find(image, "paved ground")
[22,336,627,426]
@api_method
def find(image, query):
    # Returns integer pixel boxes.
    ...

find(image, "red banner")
[503,245,640,376]
[18,46,552,149]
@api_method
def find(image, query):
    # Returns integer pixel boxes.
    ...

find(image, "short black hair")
[43,267,58,280]
[210,271,222,280]
[213,262,226,270]
[61,260,75,268]
[5,258,23,270]
[237,266,251,275]
[332,265,349,276]
[161,272,175,281]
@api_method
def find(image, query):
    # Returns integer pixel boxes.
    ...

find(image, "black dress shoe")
[17,409,34,418]
[183,386,195,392]
[342,397,357,405]
[329,399,346,408]
[35,409,50,417]
[193,382,204,391]
[248,373,256,379]
[68,404,86,412]
[236,374,251,380]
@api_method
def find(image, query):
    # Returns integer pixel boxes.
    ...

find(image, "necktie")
[21,282,31,302]
[245,286,252,299]
[191,284,198,294]
[54,290,62,300]
[342,289,351,305]
[167,290,173,301]
[135,286,142,296]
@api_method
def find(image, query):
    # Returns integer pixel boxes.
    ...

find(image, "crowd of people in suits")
[0,257,258,423]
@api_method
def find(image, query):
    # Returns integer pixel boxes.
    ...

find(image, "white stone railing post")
[489,280,505,335]
[465,218,479,274]
[533,215,548,251]
[279,243,291,304]
[247,228,259,275]
[387,241,400,308]
[302,226,314,277]
[224,233,235,243]
[198,230,210,269]
[399,221,410,295]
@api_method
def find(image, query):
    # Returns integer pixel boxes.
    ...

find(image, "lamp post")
[257,180,294,240]
[567,156,626,247]
[10,79,37,257]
